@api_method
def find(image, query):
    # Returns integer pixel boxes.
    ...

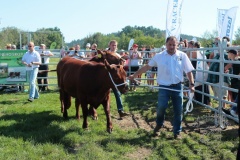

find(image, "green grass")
[0,57,239,159]
[0,89,239,159]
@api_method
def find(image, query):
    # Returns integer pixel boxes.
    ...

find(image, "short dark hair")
[166,36,177,43]
[228,49,237,55]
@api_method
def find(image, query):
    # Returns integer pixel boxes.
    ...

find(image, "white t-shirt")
[22,50,41,68]
[130,51,141,66]
[148,50,194,86]
[39,50,52,64]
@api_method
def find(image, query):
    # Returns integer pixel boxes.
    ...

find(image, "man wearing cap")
[85,43,91,57]
[37,44,53,92]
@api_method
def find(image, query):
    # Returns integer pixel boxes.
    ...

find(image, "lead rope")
[108,72,128,92]
[134,79,193,114]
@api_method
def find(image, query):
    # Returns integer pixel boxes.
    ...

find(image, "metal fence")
[1,44,240,126]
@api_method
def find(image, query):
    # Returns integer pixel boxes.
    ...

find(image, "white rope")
[108,72,128,92]
[133,79,193,114]
[184,91,194,114]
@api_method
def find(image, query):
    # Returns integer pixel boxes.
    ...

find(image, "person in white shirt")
[129,36,195,139]
[22,42,41,102]
[37,44,53,92]
[129,43,142,91]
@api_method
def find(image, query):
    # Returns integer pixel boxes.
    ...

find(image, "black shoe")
[152,125,162,136]
[174,134,182,140]
[118,110,129,118]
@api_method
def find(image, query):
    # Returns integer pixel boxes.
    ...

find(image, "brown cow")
[62,49,125,120]
[57,56,128,133]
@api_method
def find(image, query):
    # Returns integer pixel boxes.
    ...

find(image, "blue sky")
[0,0,239,42]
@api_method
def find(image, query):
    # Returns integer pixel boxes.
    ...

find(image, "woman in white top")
[129,44,142,91]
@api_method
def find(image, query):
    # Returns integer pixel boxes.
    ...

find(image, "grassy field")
[0,86,239,159]
[0,57,239,159]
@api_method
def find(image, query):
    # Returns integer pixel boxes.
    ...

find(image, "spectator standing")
[190,42,211,105]
[129,43,142,91]
[129,36,195,139]
[60,46,66,59]
[11,44,16,50]
[85,43,91,58]
[37,44,53,92]
[21,42,41,102]
[207,40,232,109]
[90,43,98,57]
[6,44,11,50]
[227,49,240,118]
[108,40,129,118]
[68,44,85,59]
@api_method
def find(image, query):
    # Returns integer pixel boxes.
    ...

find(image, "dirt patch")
[112,114,154,132]
[125,147,152,160]
[112,112,238,136]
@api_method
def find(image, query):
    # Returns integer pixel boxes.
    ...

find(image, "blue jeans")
[113,89,123,111]
[231,95,238,112]
[28,67,39,99]
[156,83,183,135]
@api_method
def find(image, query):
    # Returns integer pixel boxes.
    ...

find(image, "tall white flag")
[166,0,184,41]
[128,39,134,51]
[219,6,238,42]
[217,9,228,37]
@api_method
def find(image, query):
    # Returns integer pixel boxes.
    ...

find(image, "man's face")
[109,42,117,52]
[166,38,178,54]
[75,45,80,50]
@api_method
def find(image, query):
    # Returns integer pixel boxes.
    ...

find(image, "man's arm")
[186,71,195,92]
[128,64,152,80]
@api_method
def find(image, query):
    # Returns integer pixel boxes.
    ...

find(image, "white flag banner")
[217,9,228,37]
[128,39,134,51]
[166,0,184,41]
[219,6,238,42]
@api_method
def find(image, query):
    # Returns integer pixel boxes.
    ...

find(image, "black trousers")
[37,64,49,91]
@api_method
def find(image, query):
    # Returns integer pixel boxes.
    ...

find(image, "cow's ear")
[96,50,102,59]
[102,50,107,56]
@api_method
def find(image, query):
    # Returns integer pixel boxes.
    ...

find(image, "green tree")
[0,27,21,49]
[233,26,240,45]
[32,27,64,49]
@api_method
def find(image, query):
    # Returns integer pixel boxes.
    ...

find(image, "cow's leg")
[102,99,113,133]
[75,98,80,120]
[81,102,89,129]
[60,89,71,119]
[89,105,98,120]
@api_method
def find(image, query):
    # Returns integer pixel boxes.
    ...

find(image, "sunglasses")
[28,46,33,47]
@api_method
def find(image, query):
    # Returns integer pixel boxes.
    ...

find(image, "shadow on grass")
[0,111,76,144]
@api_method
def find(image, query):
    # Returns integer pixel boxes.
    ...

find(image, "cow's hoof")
[63,113,68,119]
[107,128,113,133]
[91,116,98,120]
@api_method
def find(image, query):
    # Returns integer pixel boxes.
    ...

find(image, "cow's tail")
[38,69,57,74]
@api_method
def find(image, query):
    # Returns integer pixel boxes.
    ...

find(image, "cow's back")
[57,57,87,97]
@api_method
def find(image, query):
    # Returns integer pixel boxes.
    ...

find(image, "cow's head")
[90,50,125,65]
[104,59,128,94]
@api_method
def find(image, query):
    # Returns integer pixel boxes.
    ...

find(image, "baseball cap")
[86,43,91,48]
[133,44,138,48]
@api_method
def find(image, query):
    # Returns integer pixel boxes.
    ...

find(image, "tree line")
[1,25,240,50]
